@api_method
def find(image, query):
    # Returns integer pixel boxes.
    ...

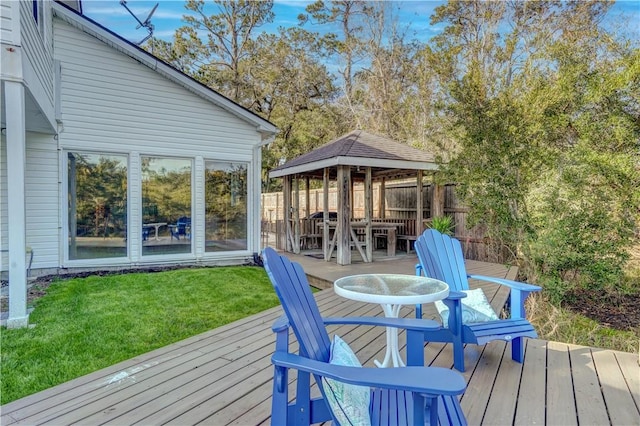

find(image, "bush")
[429,215,455,235]
[526,159,636,299]
[538,276,572,306]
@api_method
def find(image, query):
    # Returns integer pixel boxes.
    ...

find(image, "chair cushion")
[435,288,499,326]
[322,335,371,426]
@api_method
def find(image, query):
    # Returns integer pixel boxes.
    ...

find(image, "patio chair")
[262,247,467,426]
[142,226,151,241]
[414,229,541,372]
[170,216,191,240]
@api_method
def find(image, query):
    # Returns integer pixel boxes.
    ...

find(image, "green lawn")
[0,266,280,405]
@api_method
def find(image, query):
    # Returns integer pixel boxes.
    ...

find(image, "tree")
[148,1,339,178]
[146,37,201,76]
[425,0,639,293]
[526,31,640,292]
[163,0,274,102]
[248,27,340,188]
[301,0,375,128]
[352,2,424,143]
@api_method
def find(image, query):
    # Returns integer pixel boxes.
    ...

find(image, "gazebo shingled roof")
[269,130,437,180]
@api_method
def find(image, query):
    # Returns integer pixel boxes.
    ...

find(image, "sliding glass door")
[141,156,192,256]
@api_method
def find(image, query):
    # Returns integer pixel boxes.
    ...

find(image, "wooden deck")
[2,253,639,425]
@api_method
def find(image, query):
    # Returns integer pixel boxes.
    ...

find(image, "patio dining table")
[142,222,167,241]
[322,220,403,262]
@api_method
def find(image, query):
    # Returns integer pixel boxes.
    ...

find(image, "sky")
[80,0,450,44]
[80,0,639,47]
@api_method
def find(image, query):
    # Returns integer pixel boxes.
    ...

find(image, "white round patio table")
[334,274,449,368]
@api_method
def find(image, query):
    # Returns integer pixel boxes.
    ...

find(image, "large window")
[68,152,127,260]
[32,0,44,33]
[205,161,248,252]
[141,157,192,256]
[32,1,39,23]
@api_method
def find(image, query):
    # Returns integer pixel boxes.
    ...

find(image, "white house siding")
[53,20,259,159]
[25,133,60,270]
[0,132,59,274]
[0,1,19,45]
[53,19,262,268]
[20,0,55,127]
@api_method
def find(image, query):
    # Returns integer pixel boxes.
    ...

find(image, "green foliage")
[426,0,639,298]
[525,36,640,292]
[429,216,455,236]
[537,275,572,306]
[0,267,280,404]
[528,157,636,291]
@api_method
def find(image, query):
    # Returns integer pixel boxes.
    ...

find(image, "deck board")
[568,344,610,426]
[514,338,547,426]
[460,342,505,424]
[592,348,640,425]
[482,344,523,426]
[2,254,638,425]
[615,351,640,409]
[546,340,578,426]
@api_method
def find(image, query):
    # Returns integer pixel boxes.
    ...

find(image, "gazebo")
[268,130,444,265]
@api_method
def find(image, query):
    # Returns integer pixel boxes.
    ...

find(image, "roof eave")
[269,156,438,178]
[269,158,339,178]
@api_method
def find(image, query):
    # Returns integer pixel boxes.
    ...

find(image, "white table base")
[374,303,406,368]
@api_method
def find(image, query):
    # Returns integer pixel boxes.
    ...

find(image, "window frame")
[203,159,250,254]
[63,150,131,266]
[139,155,195,259]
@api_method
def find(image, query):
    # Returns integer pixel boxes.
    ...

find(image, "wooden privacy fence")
[262,183,499,262]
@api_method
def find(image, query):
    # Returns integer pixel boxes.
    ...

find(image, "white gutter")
[269,156,438,178]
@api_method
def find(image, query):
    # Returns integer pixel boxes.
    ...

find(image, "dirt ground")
[563,244,640,332]
[566,289,640,332]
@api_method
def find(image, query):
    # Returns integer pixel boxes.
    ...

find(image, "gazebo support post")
[336,165,351,265]
[350,178,354,218]
[365,167,373,262]
[283,176,293,252]
[293,176,301,253]
[379,177,386,219]
[305,177,310,217]
[416,170,424,236]
[323,167,330,261]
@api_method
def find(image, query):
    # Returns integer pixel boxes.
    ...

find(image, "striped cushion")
[322,335,371,426]
[436,288,499,326]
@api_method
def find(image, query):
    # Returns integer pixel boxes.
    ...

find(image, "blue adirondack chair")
[414,229,541,372]
[262,247,468,426]
[142,226,151,241]
[170,216,191,240]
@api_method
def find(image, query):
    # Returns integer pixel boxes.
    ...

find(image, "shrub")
[429,215,455,236]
